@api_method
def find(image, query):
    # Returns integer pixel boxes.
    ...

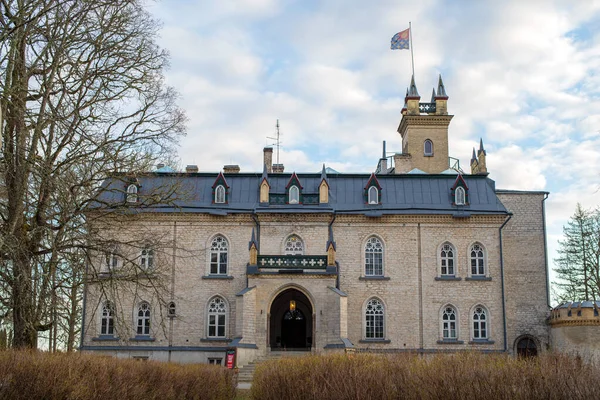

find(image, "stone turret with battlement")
[549,301,600,363]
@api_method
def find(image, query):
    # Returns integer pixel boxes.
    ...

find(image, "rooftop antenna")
[267,119,282,165]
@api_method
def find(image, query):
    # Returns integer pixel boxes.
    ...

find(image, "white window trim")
[100,301,115,336]
[126,184,138,203]
[441,304,458,340]
[364,297,385,340]
[289,185,300,204]
[207,296,228,339]
[208,235,229,275]
[455,186,466,205]
[439,242,456,277]
[424,139,433,156]
[471,305,489,340]
[215,185,226,204]
[364,236,384,277]
[136,302,151,336]
[469,242,487,277]
[103,246,120,272]
[368,186,379,205]
[140,246,154,271]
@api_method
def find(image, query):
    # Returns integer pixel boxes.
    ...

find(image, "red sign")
[226,350,235,369]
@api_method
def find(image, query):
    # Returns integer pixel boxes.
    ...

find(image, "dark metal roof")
[91,172,509,216]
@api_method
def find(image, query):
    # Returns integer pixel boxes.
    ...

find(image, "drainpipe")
[542,193,550,308]
[499,214,512,352]
[79,257,90,351]
[251,213,260,288]
[328,213,339,289]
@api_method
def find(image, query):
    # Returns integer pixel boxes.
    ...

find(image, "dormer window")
[289,185,299,204]
[455,187,466,205]
[368,186,379,204]
[215,185,226,204]
[126,184,138,203]
[424,139,433,156]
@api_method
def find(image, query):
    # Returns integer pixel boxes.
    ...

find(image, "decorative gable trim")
[286,172,303,204]
[451,175,469,206]
[211,172,229,204]
[364,173,382,205]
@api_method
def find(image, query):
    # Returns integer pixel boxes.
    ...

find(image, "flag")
[391,28,410,50]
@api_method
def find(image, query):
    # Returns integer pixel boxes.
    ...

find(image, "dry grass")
[0,350,236,400]
[251,352,600,400]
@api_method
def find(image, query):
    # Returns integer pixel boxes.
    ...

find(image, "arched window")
[215,185,226,204]
[140,246,154,270]
[104,245,119,272]
[368,186,379,205]
[289,185,300,204]
[126,184,138,203]
[365,237,384,276]
[442,305,457,340]
[472,306,488,340]
[208,296,227,338]
[210,236,228,275]
[167,301,177,317]
[470,243,486,276]
[455,186,466,205]
[365,298,384,339]
[101,301,114,336]
[440,243,455,276]
[136,302,151,336]
[424,139,433,156]
[284,235,304,255]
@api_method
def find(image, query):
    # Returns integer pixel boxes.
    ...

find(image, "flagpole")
[409,21,415,79]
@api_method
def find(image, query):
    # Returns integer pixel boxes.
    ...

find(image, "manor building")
[81,76,550,365]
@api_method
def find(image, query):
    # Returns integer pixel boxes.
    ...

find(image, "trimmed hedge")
[0,350,236,400]
[251,352,600,400]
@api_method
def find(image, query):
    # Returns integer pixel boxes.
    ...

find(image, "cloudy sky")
[147,0,600,298]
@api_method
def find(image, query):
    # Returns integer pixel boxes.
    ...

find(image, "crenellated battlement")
[549,301,600,327]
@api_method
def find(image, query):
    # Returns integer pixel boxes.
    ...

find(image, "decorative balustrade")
[257,255,328,269]
[419,102,436,113]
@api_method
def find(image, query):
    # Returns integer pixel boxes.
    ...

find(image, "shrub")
[250,352,600,400]
[0,350,236,400]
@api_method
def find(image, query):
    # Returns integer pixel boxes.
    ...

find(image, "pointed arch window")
[136,302,151,336]
[364,174,382,205]
[368,186,379,205]
[470,243,486,276]
[104,245,120,272]
[210,236,228,275]
[365,237,384,276]
[215,185,226,204]
[126,184,138,203]
[284,235,304,255]
[101,301,115,336]
[472,306,488,340]
[140,246,154,270]
[208,297,227,338]
[455,187,466,205]
[424,139,433,156]
[451,175,469,206]
[289,185,300,204]
[440,243,455,276]
[365,298,384,339]
[442,306,457,339]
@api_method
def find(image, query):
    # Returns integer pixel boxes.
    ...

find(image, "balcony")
[248,254,336,275]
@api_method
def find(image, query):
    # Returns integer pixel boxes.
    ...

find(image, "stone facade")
[81,76,551,366]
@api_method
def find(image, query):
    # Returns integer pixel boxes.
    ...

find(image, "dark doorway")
[269,289,313,351]
[516,336,538,357]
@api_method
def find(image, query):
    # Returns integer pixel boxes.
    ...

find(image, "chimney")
[272,164,284,173]
[263,147,273,173]
[223,164,240,174]
[185,165,198,173]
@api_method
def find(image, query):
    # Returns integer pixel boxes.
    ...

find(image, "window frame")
[424,139,434,156]
[126,184,138,203]
[209,235,229,275]
[289,185,300,204]
[439,242,456,277]
[455,186,466,205]
[104,245,120,272]
[364,236,384,277]
[140,246,154,271]
[100,301,115,336]
[368,186,379,205]
[364,298,385,340]
[207,296,227,339]
[469,243,487,277]
[136,302,151,336]
[284,234,305,255]
[214,185,226,204]
[472,305,488,340]
[441,305,458,340]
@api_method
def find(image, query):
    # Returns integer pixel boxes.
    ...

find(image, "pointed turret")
[478,138,486,156]
[407,75,420,97]
[471,148,477,164]
[430,88,436,103]
[434,74,449,115]
[326,226,337,266]
[248,228,258,265]
[259,163,270,204]
[406,76,421,115]
[477,138,487,175]
[436,74,448,98]
[470,147,479,175]
[319,164,329,203]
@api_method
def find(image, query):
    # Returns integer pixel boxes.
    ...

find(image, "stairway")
[237,351,311,383]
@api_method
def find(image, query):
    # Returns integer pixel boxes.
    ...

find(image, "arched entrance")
[516,336,538,357]
[269,288,313,351]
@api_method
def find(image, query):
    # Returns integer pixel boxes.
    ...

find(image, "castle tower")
[395,75,453,174]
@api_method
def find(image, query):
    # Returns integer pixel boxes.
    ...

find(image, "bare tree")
[0,0,185,348]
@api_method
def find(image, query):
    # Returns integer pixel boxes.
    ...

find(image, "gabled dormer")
[286,172,303,204]
[212,172,229,204]
[451,175,469,206]
[259,164,270,204]
[125,177,140,203]
[364,173,382,205]
[319,165,329,204]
